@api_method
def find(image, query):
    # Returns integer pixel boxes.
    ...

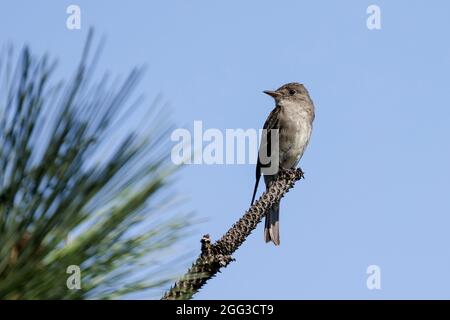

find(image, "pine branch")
[0,31,194,299]
[161,168,304,300]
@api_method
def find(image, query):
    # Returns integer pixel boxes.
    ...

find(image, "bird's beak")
[263,90,281,98]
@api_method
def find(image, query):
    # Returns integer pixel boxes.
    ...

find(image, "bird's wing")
[250,106,280,205]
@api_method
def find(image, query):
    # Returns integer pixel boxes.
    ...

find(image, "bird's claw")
[298,167,305,179]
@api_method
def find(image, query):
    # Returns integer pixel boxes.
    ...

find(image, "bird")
[250,82,315,245]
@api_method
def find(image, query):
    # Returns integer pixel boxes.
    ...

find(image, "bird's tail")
[264,201,280,245]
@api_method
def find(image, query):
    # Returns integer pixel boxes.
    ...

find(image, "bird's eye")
[289,89,296,95]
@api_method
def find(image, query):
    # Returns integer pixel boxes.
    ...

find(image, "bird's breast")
[278,106,313,168]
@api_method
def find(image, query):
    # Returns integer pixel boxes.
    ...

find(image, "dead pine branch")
[161,168,304,300]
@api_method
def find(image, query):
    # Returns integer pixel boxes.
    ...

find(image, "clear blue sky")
[2,0,450,299]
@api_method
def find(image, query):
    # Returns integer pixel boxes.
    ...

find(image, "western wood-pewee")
[251,82,315,245]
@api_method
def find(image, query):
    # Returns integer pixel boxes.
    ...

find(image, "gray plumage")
[251,82,315,245]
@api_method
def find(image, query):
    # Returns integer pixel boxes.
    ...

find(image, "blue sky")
[2,0,450,299]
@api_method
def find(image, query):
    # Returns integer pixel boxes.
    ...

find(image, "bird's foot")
[298,167,305,179]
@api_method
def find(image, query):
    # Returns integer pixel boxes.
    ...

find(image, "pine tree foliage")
[0,31,192,299]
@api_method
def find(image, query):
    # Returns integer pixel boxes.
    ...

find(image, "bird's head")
[263,82,310,106]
